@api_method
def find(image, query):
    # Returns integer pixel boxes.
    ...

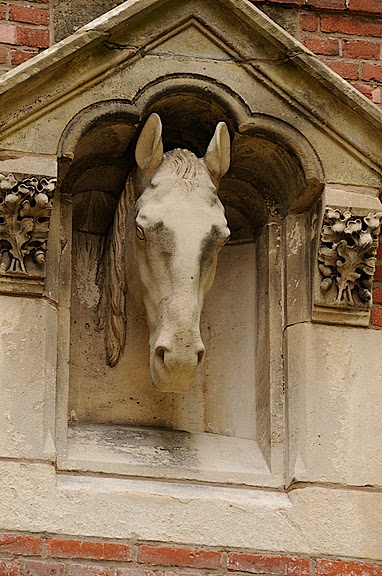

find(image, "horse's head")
[133,114,230,392]
[98,113,230,393]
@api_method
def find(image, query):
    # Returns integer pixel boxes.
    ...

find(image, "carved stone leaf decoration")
[0,173,56,277]
[318,208,382,306]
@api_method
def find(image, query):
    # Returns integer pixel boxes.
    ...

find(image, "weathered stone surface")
[0,296,57,460]
[0,173,56,290]
[52,0,124,42]
[0,461,382,560]
[287,321,382,486]
[313,186,382,325]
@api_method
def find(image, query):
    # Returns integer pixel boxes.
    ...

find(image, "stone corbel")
[0,172,56,295]
[312,186,382,326]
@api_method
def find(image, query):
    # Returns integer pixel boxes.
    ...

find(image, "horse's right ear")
[135,113,163,193]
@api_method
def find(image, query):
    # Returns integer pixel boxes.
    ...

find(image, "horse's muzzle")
[150,337,205,393]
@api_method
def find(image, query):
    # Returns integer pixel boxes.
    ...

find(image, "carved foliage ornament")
[318,207,382,307]
[0,173,56,278]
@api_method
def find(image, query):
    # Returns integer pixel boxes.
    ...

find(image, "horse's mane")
[158,149,206,187]
[97,175,134,367]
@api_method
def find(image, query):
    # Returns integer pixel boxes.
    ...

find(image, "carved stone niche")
[313,187,382,326]
[0,172,56,295]
[55,85,323,486]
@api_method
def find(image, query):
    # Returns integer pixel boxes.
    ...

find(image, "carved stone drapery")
[0,173,56,293]
[313,193,382,325]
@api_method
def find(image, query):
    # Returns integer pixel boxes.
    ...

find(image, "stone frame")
[52,76,326,488]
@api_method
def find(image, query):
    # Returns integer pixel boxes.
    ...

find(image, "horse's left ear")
[203,122,231,188]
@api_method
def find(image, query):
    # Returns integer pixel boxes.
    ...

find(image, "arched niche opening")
[57,87,323,484]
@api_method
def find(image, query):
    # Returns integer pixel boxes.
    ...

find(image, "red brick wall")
[372,235,382,327]
[0,535,382,576]
[0,0,50,72]
[251,0,382,105]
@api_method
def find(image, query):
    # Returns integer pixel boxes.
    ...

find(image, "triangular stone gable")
[0,0,381,165]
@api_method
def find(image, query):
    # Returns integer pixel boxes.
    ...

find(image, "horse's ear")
[135,113,163,193]
[203,122,230,188]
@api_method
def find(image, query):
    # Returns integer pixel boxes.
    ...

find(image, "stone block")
[286,321,382,486]
[0,296,57,460]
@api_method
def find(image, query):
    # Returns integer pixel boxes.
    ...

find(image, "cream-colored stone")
[68,240,258,433]
[285,213,311,327]
[0,296,57,459]
[312,185,382,326]
[286,322,382,486]
[0,460,382,559]
[325,185,382,207]
[61,423,272,485]
[0,153,57,176]
[98,114,231,393]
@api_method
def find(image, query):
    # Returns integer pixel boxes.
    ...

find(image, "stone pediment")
[0,0,382,169]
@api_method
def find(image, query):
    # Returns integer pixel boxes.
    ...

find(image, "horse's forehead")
[136,191,225,226]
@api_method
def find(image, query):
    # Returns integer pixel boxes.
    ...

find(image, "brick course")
[316,559,382,575]
[24,561,65,576]
[0,560,19,576]
[0,535,380,576]
[67,565,109,576]
[301,36,340,55]
[300,13,318,31]
[342,39,381,60]
[46,539,132,562]
[321,59,359,79]
[320,14,382,36]
[249,0,382,114]
[10,48,37,66]
[0,1,50,71]
[307,0,346,10]
[9,5,49,26]
[0,535,42,556]
[362,62,382,81]
[348,0,382,14]
[137,547,221,570]
[227,553,310,575]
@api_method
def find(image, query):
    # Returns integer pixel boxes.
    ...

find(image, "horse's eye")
[136,225,146,241]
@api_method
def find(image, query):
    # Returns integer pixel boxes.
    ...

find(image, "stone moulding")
[313,203,382,326]
[0,172,56,294]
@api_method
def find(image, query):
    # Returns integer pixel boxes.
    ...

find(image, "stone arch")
[57,75,324,243]
[56,75,326,483]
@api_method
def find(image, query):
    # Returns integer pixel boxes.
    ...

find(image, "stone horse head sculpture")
[98,113,231,392]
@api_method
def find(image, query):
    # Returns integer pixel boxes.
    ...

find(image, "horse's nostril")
[155,346,166,365]
[197,349,204,364]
